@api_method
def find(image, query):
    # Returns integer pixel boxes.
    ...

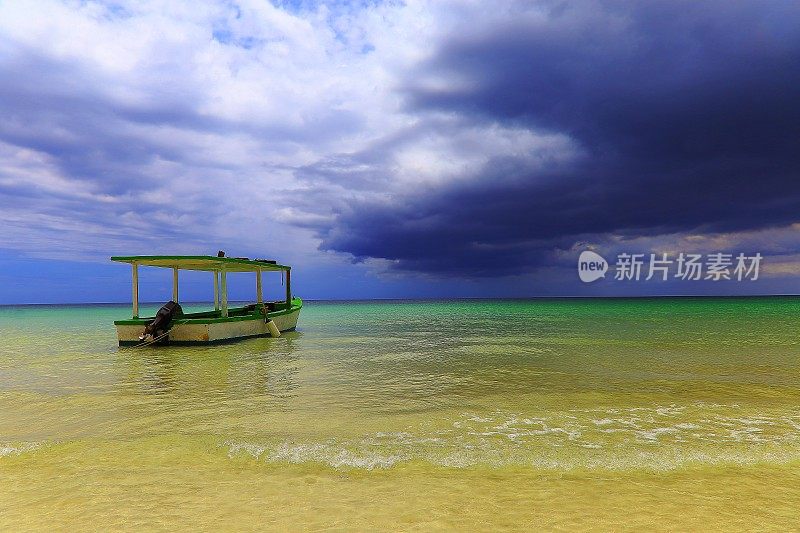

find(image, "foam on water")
[221,435,800,472]
[220,402,800,471]
[0,442,41,457]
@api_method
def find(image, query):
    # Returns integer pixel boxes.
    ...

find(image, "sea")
[1,297,799,530]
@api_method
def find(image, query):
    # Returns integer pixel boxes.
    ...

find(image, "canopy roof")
[111,255,290,272]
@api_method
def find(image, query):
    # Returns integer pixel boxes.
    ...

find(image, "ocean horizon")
[3,293,800,307]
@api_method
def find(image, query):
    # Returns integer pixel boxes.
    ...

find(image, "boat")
[111,254,301,346]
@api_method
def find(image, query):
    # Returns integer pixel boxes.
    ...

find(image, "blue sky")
[0,0,799,303]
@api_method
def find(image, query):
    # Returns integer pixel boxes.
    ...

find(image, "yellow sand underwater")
[1,298,799,530]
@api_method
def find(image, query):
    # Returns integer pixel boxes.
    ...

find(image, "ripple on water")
[221,403,800,472]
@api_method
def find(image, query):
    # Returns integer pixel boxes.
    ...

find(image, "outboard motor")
[139,301,183,343]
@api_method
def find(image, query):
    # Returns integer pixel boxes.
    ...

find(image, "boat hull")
[116,302,301,346]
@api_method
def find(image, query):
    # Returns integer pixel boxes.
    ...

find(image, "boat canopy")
[112,255,292,319]
[111,255,290,272]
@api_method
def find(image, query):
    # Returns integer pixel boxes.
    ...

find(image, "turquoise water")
[1,298,800,530]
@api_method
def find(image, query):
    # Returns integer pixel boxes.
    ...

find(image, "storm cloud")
[310,1,800,276]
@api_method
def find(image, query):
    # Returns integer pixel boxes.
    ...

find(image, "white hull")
[116,309,300,345]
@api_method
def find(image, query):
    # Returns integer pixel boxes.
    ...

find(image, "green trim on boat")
[110,255,291,272]
[113,298,302,326]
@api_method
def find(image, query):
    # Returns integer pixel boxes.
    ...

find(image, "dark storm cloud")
[314,1,800,276]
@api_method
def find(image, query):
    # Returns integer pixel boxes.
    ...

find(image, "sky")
[0,0,799,303]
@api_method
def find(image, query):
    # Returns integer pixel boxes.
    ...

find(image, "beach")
[1,298,799,530]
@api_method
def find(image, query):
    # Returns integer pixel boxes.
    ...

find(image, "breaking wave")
[223,404,800,471]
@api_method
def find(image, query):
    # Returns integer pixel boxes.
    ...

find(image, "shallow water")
[1,298,799,530]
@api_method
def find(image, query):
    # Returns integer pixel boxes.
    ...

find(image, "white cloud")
[0,0,584,269]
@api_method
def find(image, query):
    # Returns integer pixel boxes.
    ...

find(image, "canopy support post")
[221,269,228,318]
[213,271,220,312]
[132,262,139,318]
[285,268,291,307]
[256,269,263,304]
[172,267,179,303]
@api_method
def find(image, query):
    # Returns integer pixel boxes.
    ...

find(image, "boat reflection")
[118,331,303,401]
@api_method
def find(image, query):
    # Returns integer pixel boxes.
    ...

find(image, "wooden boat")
[111,255,301,346]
